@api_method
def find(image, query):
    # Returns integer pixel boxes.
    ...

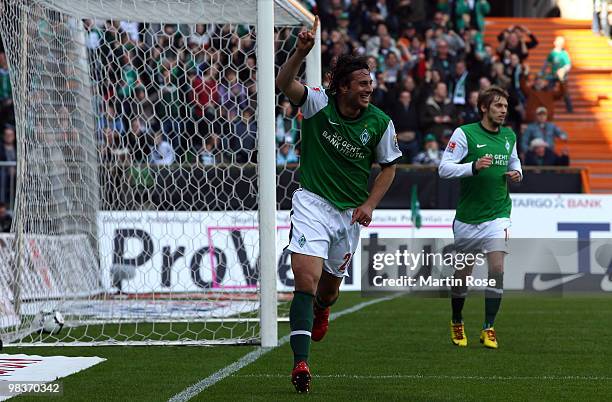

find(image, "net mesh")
[0,0,310,346]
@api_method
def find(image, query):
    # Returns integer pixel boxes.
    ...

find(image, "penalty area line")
[167,295,398,402]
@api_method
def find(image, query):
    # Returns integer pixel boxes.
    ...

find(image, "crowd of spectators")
[277,0,572,165]
[80,0,576,170]
[86,20,260,168]
[276,0,571,167]
[0,0,579,213]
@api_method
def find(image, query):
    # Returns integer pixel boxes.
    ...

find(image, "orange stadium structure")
[485,17,612,193]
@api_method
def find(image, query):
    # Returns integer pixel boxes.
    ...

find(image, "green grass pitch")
[8,293,612,401]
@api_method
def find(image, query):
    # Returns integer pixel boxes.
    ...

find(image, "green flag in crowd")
[411,184,422,229]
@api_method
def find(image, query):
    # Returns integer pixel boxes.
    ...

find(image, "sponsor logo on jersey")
[298,234,306,248]
[476,144,487,148]
[312,87,321,92]
[360,129,370,145]
[447,141,456,153]
[328,118,340,126]
[322,130,367,159]
[484,152,509,166]
[493,154,509,166]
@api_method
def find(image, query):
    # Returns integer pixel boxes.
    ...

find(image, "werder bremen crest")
[505,138,510,152]
[360,128,370,145]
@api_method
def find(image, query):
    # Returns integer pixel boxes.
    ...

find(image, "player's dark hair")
[477,85,509,116]
[328,54,370,94]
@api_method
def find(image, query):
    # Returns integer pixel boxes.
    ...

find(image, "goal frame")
[1,0,321,348]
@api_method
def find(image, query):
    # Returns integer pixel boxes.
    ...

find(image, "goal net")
[0,0,319,346]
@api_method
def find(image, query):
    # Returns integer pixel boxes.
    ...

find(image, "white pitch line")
[232,373,612,381]
[168,295,398,402]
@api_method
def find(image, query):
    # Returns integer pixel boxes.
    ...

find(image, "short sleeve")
[375,120,403,165]
[299,86,329,119]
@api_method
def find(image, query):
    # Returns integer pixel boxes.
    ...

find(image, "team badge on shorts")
[298,234,306,248]
[360,128,370,145]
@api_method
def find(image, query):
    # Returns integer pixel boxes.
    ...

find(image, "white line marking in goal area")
[231,373,612,381]
[168,296,397,402]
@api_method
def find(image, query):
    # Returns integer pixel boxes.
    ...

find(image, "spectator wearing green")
[543,37,571,80]
[473,0,491,32]
[156,65,183,151]
[119,51,139,98]
[455,0,490,32]
[0,53,11,102]
[542,36,572,112]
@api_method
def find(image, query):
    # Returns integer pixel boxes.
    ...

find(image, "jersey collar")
[333,93,367,122]
[479,122,500,135]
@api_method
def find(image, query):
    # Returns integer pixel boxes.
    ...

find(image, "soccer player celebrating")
[276,17,402,392]
[438,86,522,349]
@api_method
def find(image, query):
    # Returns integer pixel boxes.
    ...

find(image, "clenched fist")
[474,155,493,171]
[351,203,373,227]
[505,170,522,182]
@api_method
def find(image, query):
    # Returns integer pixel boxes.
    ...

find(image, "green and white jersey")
[297,86,402,211]
[438,122,522,224]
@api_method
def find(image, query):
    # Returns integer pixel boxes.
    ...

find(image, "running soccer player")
[438,86,522,349]
[276,16,402,392]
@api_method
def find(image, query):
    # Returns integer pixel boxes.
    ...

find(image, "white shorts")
[453,218,511,254]
[286,189,360,278]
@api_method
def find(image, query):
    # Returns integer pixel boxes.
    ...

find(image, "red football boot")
[291,361,311,393]
[311,305,330,342]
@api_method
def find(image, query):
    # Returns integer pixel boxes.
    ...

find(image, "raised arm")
[275,16,318,104]
[524,31,538,49]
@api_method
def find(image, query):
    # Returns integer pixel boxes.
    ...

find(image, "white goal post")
[0,0,321,347]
